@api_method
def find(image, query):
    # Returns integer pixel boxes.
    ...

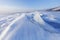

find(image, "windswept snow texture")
[0,11,60,40]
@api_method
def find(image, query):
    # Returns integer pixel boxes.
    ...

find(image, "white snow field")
[0,11,60,40]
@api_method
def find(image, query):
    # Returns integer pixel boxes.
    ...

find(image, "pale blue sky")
[0,0,60,13]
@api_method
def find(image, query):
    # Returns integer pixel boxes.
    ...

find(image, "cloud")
[0,5,25,15]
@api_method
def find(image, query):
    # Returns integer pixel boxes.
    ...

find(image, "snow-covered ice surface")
[0,11,60,40]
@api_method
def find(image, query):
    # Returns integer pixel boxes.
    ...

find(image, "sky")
[0,0,60,14]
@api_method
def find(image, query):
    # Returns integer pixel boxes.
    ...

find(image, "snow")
[0,11,60,40]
